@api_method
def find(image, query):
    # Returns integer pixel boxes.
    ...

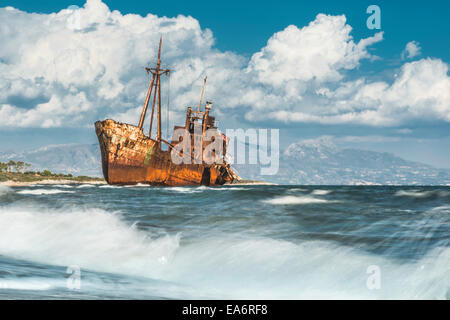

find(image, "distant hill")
[1,139,449,185]
[233,137,450,185]
[0,144,102,177]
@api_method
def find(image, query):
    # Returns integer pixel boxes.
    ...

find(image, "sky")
[0,0,449,168]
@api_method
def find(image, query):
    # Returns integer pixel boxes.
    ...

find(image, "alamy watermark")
[366,5,381,30]
[170,128,279,175]
[66,265,81,290]
[366,265,381,290]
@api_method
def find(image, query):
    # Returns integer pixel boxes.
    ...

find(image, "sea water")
[0,184,448,299]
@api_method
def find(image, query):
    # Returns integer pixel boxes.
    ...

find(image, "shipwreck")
[95,38,240,186]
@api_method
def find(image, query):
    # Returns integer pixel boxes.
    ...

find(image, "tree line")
[0,160,32,173]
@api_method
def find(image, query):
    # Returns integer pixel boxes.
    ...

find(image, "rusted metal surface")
[95,119,235,186]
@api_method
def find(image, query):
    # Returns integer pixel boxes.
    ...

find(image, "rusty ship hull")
[95,38,238,186]
[95,119,233,186]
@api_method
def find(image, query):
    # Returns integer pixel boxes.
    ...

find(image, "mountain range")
[1,138,449,185]
[234,137,450,185]
[0,144,102,177]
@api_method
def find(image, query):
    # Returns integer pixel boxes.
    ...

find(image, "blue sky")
[7,0,450,58]
[0,0,449,168]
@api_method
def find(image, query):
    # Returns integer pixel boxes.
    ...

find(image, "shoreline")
[0,179,106,187]
[228,181,277,186]
[0,179,273,187]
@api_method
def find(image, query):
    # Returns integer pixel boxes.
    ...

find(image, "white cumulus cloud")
[0,0,448,130]
[247,14,383,86]
[268,58,450,126]
[402,41,421,60]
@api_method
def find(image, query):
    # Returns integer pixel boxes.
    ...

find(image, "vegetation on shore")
[0,160,103,183]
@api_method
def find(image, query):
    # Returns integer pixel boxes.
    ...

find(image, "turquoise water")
[0,184,449,299]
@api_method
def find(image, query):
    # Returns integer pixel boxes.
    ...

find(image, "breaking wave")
[0,205,179,279]
[0,279,55,291]
[124,183,151,188]
[0,185,12,196]
[99,185,121,189]
[263,195,333,205]
[0,203,448,299]
[76,184,96,188]
[168,186,210,193]
[429,205,450,213]
[17,189,75,195]
[170,186,250,193]
[311,189,332,195]
[395,190,450,198]
[169,187,197,193]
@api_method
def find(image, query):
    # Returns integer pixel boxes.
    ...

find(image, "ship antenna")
[197,76,207,113]
[166,69,170,139]
[157,36,162,65]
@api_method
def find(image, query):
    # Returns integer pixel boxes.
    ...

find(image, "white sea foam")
[99,185,121,189]
[124,183,150,188]
[289,188,309,192]
[17,189,74,195]
[76,184,95,188]
[311,189,331,195]
[263,195,332,205]
[0,204,448,299]
[428,205,450,213]
[0,279,55,291]
[170,187,192,193]
[192,186,236,191]
[395,190,450,198]
[100,185,247,192]
[170,187,201,193]
[0,185,12,196]
[0,206,179,279]
[53,184,75,188]
[209,187,250,191]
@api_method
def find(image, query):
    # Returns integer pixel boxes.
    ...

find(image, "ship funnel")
[205,101,213,110]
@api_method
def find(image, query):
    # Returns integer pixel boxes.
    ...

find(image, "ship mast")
[138,37,170,147]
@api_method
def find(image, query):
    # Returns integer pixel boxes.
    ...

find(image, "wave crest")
[263,195,333,205]
[311,189,331,195]
[0,185,13,196]
[0,205,180,278]
[395,190,450,198]
[0,203,448,299]
[17,189,75,195]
